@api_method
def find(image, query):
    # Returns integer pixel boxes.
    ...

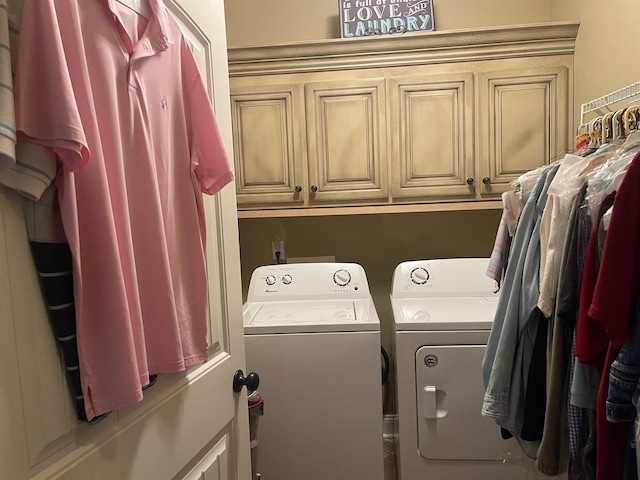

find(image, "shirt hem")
[481,393,509,421]
[0,165,50,200]
[148,354,208,375]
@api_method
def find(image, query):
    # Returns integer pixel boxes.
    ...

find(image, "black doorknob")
[482,177,491,185]
[466,178,475,185]
[294,185,302,193]
[310,185,318,193]
[233,370,260,393]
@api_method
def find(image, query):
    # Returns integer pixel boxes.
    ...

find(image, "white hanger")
[115,0,150,18]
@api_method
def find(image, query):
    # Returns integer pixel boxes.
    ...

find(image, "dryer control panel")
[391,258,497,298]
[247,263,370,301]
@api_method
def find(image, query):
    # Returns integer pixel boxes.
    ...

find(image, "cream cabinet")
[231,83,306,207]
[389,64,570,201]
[228,22,579,214]
[231,77,388,208]
[388,72,476,201]
[477,66,570,196]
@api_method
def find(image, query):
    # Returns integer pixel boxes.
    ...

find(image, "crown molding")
[228,22,580,77]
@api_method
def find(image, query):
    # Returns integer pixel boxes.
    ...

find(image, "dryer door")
[415,345,506,461]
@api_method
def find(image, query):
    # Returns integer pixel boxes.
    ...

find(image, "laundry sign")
[339,0,435,38]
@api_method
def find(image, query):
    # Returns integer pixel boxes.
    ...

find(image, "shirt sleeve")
[538,194,557,317]
[14,0,89,171]
[589,154,640,348]
[182,38,234,196]
[0,140,57,200]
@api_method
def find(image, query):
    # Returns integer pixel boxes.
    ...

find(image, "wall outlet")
[272,240,285,262]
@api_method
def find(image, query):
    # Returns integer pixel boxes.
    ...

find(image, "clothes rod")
[581,81,640,124]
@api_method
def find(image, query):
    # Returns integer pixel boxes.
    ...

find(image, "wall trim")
[228,22,580,76]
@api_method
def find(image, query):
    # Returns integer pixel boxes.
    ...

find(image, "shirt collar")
[147,0,175,49]
[105,0,175,51]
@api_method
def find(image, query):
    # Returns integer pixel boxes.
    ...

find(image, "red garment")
[576,151,640,480]
[589,152,640,348]
[575,221,608,366]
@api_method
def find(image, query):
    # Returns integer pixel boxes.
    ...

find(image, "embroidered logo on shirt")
[161,96,167,111]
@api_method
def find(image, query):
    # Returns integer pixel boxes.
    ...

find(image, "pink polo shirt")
[15,0,234,419]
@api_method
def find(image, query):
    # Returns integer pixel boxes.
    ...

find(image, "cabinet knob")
[482,177,491,185]
[294,185,302,193]
[310,185,318,193]
[466,178,475,185]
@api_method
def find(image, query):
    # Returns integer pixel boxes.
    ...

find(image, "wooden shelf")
[237,201,502,219]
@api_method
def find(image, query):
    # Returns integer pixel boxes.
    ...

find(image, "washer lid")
[392,297,498,331]
[243,299,380,334]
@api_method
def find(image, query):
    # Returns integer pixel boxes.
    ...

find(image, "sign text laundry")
[339,0,435,37]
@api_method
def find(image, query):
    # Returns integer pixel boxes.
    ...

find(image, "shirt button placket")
[128,58,140,91]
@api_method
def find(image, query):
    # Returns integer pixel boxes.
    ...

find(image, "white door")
[0,1,251,479]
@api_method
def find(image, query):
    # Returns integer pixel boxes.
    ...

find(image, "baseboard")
[383,414,398,439]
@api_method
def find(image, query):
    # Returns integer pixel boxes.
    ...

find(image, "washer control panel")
[249,263,370,301]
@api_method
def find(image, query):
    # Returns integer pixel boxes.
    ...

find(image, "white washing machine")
[243,262,384,480]
[392,258,548,480]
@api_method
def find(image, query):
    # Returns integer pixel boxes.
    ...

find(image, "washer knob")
[410,267,429,284]
[333,269,352,286]
[282,274,293,285]
[265,275,277,286]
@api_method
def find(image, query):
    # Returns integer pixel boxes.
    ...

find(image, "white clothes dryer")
[392,258,553,480]
[243,262,384,480]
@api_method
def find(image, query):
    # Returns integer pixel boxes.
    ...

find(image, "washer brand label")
[424,354,438,367]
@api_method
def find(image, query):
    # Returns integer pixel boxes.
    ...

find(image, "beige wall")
[550,0,640,130]
[224,0,551,46]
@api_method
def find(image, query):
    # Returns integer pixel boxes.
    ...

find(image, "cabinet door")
[231,83,306,207]
[305,78,388,205]
[389,73,475,200]
[478,66,569,196]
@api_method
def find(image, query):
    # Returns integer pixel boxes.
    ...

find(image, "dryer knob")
[410,267,429,285]
[265,275,277,286]
[333,269,351,286]
[282,274,293,285]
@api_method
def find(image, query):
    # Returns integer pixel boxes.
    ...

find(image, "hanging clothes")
[0,0,103,423]
[483,118,640,479]
[13,0,234,420]
[482,162,560,457]
[579,148,640,480]
[0,0,15,170]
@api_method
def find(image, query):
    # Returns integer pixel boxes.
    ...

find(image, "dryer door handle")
[423,386,437,419]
